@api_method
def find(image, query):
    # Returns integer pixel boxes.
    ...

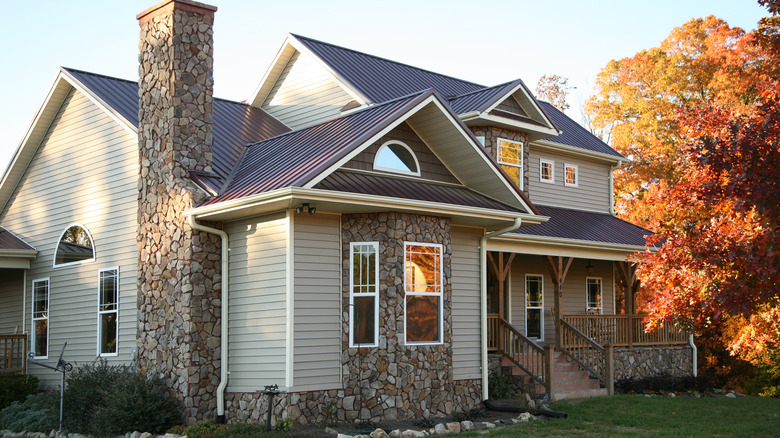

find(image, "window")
[497,138,523,190]
[564,164,578,187]
[525,275,543,339]
[98,268,119,355]
[540,159,555,184]
[404,243,443,345]
[373,141,420,176]
[350,243,379,347]
[587,277,603,314]
[32,279,50,358]
[54,224,94,267]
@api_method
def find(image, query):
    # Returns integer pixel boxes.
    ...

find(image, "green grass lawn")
[471,394,780,437]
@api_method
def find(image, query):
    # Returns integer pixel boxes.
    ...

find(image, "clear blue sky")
[0,0,769,171]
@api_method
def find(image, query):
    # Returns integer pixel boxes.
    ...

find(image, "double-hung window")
[497,138,524,190]
[404,243,443,345]
[587,277,603,314]
[98,268,119,355]
[32,279,50,358]
[525,274,544,339]
[350,242,379,347]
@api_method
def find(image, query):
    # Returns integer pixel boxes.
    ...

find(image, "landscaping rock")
[433,423,446,435]
[337,434,352,438]
[400,430,424,438]
[519,412,532,422]
[726,392,737,398]
[388,430,400,438]
[460,420,473,431]
[483,422,496,429]
[445,422,460,434]
[370,429,390,438]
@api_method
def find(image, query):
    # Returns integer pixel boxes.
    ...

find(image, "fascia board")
[476,113,560,137]
[60,69,137,135]
[489,232,655,260]
[531,139,625,164]
[0,249,38,258]
[286,35,369,105]
[185,187,546,225]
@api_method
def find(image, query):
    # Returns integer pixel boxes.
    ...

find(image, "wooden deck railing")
[562,314,689,348]
[487,314,552,394]
[0,335,27,375]
[559,319,614,394]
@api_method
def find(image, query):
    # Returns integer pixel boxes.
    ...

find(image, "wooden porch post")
[545,256,573,349]
[487,251,515,321]
[615,261,641,348]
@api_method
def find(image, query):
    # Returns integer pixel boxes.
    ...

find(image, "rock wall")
[613,346,693,380]
[136,0,222,423]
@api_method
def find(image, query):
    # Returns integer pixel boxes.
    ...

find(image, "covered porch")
[0,227,37,375]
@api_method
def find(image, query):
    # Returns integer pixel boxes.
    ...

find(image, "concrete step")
[554,387,609,400]
[554,377,602,392]
[553,370,591,382]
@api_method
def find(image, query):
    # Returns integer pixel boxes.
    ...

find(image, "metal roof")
[202,91,432,205]
[0,227,35,251]
[512,205,651,247]
[537,101,623,158]
[293,34,485,103]
[316,170,523,213]
[447,81,518,114]
[63,68,290,179]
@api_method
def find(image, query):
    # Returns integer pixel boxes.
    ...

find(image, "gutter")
[609,160,622,216]
[479,217,522,400]
[187,216,229,422]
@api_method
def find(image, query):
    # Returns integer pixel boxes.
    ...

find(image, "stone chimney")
[136,0,222,423]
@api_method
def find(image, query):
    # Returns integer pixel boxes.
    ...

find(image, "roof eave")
[489,232,655,261]
[460,112,560,140]
[531,139,625,163]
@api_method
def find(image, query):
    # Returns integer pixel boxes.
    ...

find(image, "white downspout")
[689,332,698,377]
[609,160,622,216]
[187,216,229,420]
[479,217,522,401]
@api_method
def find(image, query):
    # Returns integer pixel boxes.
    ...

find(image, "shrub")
[615,372,714,394]
[64,360,180,435]
[488,367,513,399]
[0,391,58,433]
[273,417,293,432]
[744,352,780,397]
[0,374,39,410]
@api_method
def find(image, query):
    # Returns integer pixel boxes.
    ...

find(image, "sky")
[0,0,770,172]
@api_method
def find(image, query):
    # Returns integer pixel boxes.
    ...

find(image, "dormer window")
[54,224,95,267]
[373,141,420,176]
[497,138,523,190]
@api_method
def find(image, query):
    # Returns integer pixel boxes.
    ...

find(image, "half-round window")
[373,141,421,176]
[54,224,95,267]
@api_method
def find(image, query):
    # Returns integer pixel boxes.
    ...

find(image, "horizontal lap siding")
[451,226,482,380]
[0,88,138,388]
[226,213,289,391]
[0,269,24,334]
[528,149,610,213]
[261,51,354,130]
[292,213,341,390]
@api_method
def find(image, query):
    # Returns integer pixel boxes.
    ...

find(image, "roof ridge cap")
[290,34,485,89]
[449,80,519,100]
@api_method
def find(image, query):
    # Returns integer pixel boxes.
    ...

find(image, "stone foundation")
[613,346,693,380]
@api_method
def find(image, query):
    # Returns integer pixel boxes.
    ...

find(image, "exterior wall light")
[295,203,316,214]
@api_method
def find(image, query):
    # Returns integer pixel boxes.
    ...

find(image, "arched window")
[54,224,95,267]
[373,141,421,176]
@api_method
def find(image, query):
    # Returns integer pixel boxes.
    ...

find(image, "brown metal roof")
[0,227,35,251]
[315,170,524,213]
[293,34,485,103]
[447,80,519,114]
[63,68,290,179]
[201,91,433,205]
[537,101,623,158]
[512,205,651,247]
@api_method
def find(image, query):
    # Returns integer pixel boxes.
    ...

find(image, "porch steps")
[501,351,607,400]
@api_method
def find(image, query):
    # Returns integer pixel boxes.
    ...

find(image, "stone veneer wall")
[613,346,694,381]
[470,127,529,196]
[136,0,222,423]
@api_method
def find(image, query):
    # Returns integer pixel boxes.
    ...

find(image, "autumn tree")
[536,74,572,111]
[586,16,777,229]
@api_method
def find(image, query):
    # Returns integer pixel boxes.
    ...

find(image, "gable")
[493,97,527,117]
[340,122,459,184]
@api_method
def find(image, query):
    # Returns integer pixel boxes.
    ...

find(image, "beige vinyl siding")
[0,87,138,387]
[225,213,289,391]
[261,51,355,130]
[527,148,611,213]
[451,226,482,380]
[0,269,24,334]
[292,213,341,390]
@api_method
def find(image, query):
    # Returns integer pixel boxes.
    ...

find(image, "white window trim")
[497,138,524,190]
[53,223,96,268]
[373,140,421,176]
[403,242,444,346]
[525,274,544,341]
[539,158,555,184]
[97,267,120,357]
[586,277,603,315]
[31,278,50,359]
[564,163,579,187]
[349,242,379,348]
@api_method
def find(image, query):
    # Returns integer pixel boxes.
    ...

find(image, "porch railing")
[487,314,552,394]
[0,335,27,375]
[562,314,689,348]
[559,319,614,394]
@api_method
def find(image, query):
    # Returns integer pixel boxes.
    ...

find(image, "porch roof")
[0,227,37,269]
[0,227,34,251]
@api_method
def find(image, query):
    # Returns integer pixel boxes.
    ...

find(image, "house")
[0,0,694,426]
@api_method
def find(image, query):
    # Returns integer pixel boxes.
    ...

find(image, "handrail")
[487,314,551,394]
[559,319,614,394]
[562,314,689,347]
[0,334,27,375]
